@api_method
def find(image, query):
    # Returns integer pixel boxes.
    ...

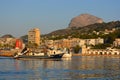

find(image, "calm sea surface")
[0,56,120,80]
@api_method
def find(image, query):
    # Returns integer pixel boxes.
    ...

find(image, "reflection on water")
[0,56,120,80]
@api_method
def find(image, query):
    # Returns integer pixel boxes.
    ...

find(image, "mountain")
[68,14,103,28]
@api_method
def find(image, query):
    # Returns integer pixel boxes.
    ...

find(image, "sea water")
[0,56,120,80]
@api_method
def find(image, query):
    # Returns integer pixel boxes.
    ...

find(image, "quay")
[1,47,120,57]
[0,50,17,57]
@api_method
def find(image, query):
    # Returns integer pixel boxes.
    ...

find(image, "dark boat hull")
[14,53,64,59]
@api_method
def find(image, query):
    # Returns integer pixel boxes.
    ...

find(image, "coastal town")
[0,27,120,57]
[0,0,120,79]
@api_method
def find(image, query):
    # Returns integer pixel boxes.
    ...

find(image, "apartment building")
[28,28,40,46]
[45,38,104,48]
[85,38,104,46]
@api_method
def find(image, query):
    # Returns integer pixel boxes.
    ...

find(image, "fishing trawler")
[14,47,64,59]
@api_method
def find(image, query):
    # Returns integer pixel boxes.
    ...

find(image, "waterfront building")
[61,39,71,48]
[28,28,40,46]
[113,38,120,47]
[0,37,17,49]
[44,40,54,48]
[79,39,86,47]
[85,38,104,46]
[15,39,23,49]
[83,48,120,55]
[70,38,80,47]
[44,38,104,49]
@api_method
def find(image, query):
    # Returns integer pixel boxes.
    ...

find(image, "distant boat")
[62,53,72,58]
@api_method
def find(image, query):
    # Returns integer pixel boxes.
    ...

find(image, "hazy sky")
[0,0,120,37]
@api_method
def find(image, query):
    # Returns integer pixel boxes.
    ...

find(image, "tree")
[27,42,39,49]
[73,45,81,53]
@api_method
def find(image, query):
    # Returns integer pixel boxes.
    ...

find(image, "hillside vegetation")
[43,21,120,40]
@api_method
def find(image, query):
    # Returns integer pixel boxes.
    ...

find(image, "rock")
[68,13,103,28]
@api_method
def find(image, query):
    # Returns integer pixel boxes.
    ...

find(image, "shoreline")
[0,52,120,57]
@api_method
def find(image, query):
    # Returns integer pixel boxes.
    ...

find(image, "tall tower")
[28,28,40,46]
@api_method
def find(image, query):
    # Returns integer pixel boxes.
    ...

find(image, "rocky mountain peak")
[68,13,103,28]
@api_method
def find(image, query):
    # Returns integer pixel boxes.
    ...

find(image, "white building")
[85,38,104,46]
[113,38,120,47]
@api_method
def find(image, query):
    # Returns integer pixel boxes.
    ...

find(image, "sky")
[0,0,120,37]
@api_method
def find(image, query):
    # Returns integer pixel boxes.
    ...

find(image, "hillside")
[1,34,14,38]
[43,21,120,39]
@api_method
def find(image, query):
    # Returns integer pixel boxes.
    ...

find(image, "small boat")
[62,53,72,58]
[14,47,64,59]
[62,48,72,58]
[59,48,72,58]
